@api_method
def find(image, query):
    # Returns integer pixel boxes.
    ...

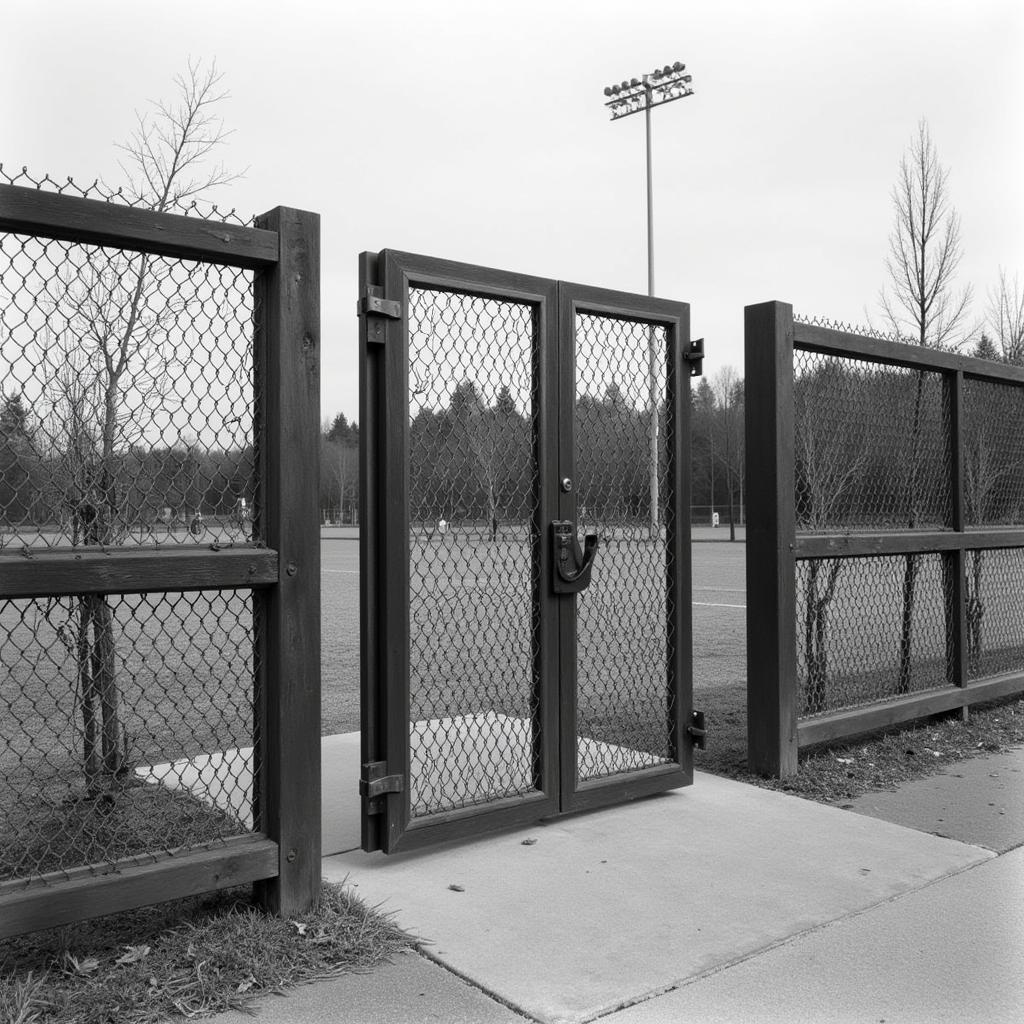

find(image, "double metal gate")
[359,250,702,853]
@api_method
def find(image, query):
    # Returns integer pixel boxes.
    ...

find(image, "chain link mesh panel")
[795,554,951,717]
[0,168,258,549]
[793,349,951,532]
[406,288,540,817]
[1,589,259,886]
[965,548,1024,680]
[574,315,674,780]
[963,377,1024,527]
[1,164,253,225]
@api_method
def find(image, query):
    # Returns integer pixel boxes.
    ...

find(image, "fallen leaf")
[836,757,853,765]
[289,921,308,936]
[521,838,537,846]
[115,944,150,965]
[237,974,256,993]
[448,884,465,892]
[64,954,100,975]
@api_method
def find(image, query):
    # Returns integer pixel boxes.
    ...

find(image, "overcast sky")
[4,0,1022,422]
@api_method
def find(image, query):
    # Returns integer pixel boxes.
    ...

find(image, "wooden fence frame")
[745,300,1024,777]
[0,184,321,936]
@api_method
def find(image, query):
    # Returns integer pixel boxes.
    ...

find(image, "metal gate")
[358,250,702,853]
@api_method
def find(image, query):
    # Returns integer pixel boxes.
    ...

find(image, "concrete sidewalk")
[212,741,1024,1024]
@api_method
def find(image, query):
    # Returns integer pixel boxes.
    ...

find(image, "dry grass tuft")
[0,880,413,1024]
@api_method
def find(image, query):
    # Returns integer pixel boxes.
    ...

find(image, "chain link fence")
[1,169,267,900]
[574,314,675,779]
[406,287,540,817]
[746,303,1024,775]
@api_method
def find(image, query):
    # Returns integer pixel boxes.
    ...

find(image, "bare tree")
[711,367,743,541]
[987,268,1024,365]
[795,368,868,714]
[878,120,973,694]
[879,119,972,349]
[37,61,241,794]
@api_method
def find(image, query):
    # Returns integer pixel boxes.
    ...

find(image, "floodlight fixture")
[602,61,694,122]
[599,59,695,538]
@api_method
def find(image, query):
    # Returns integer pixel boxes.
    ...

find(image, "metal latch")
[684,337,705,377]
[551,520,599,594]
[357,287,401,320]
[360,761,404,803]
[687,709,706,749]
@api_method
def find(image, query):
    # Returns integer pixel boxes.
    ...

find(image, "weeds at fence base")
[1,780,247,884]
[0,880,413,1024]
[695,684,1024,802]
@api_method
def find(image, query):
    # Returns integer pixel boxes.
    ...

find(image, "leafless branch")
[878,119,972,349]
[987,268,1024,365]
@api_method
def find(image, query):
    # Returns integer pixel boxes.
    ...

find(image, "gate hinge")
[687,709,707,750]
[357,287,401,321]
[684,337,704,377]
[360,761,404,803]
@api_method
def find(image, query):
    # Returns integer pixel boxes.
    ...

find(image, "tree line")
[0,390,255,533]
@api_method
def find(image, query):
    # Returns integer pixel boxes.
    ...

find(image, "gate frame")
[359,249,694,853]
[0,185,321,936]
[556,282,694,815]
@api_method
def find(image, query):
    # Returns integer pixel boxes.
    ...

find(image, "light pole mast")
[603,62,694,538]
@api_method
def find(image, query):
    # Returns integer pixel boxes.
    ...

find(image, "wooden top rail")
[796,528,1024,559]
[793,321,1024,387]
[0,545,279,598]
[0,184,279,269]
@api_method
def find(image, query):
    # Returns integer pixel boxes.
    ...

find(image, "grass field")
[321,535,750,737]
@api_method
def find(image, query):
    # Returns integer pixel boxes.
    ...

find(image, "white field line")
[693,601,746,609]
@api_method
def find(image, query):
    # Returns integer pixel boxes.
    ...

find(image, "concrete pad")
[135,746,255,824]
[137,733,362,856]
[842,746,1024,853]
[136,720,664,858]
[207,951,524,1024]
[410,713,663,814]
[607,846,1024,1024]
[325,771,993,1024]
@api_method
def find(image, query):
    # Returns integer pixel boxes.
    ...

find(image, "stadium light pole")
[603,62,694,537]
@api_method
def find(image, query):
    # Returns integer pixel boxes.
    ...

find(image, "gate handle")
[552,521,599,594]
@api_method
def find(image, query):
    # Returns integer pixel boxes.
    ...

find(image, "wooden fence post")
[254,206,321,914]
[745,301,798,777]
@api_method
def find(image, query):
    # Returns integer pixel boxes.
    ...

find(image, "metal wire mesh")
[963,378,1024,527]
[965,548,1024,680]
[1,164,253,225]
[1,169,263,890]
[0,242,257,549]
[794,313,915,346]
[793,349,951,532]
[406,287,540,817]
[0,589,259,886]
[574,314,674,780]
[795,554,951,716]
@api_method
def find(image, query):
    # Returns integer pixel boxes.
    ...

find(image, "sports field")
[320,535,749,736]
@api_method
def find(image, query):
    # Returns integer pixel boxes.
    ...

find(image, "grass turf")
[695,683,1024,802]
[0,881,413,1024]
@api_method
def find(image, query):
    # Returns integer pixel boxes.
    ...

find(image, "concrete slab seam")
[577,849,999,1023]
[414,945,542,1023]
